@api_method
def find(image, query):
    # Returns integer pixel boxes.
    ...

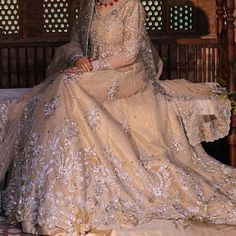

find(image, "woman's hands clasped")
[74,57,93,72]
[63,57,93,74]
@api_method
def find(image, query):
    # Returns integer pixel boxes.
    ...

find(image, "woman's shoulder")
[120,0,145,13]
[122,0,143,7]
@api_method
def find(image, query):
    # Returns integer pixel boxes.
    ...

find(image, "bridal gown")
[0,0,236,235]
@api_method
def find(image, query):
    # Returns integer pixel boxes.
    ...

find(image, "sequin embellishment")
[44,96,60,119]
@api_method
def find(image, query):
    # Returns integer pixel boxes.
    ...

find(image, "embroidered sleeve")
[92,59,112,71]
[109,1,145,69]
[92,1,145,71]
[69,22,85,66]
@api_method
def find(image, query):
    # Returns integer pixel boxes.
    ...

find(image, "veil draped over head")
[46,0,163,83]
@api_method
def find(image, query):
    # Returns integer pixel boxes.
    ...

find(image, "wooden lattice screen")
[0,0,211,39]
[0,0,20,35]
[0,0,220,88]
[43,0,70,33]
[0,0,235,165]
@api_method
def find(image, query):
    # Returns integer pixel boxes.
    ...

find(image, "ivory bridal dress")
[0,0,236,235]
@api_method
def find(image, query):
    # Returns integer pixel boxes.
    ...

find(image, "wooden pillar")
[229,117,236,166]
[225,0,235,92]
[216,0,225,36]
[216,0,225,78]
[225,0,236,166]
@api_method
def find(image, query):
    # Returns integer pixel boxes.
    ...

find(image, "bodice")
[90,1,137,60]
[88,0,160,82]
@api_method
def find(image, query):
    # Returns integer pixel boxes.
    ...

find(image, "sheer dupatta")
[0,0,163,183]
[46,0,96,77]
[46,0,163,83]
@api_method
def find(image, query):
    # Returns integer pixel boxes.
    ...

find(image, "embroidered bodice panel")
[90,0,146,69]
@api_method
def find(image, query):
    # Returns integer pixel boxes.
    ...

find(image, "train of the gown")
[1,216,236,236]
[0,68,236,235]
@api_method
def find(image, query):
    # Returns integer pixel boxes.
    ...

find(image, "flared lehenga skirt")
[0,64,236,235]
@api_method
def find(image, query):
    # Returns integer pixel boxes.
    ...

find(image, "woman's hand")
[74,57,93,72]
[63,66,84,74]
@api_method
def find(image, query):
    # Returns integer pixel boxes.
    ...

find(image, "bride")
[0,0,236,235]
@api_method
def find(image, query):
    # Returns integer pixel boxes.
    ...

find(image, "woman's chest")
[91,9,125,45]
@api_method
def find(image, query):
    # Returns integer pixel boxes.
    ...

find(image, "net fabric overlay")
[0,0,235,235]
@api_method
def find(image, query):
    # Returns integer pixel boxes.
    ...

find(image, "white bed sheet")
[0,88,30,100]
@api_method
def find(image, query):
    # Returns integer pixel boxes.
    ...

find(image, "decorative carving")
[142,0,163,31]
[169,4,193,32]
[216,0,225,36]
[43,0,70,33]
[225,0,235,91]
[225,0,236,167]
[0,0,20,35]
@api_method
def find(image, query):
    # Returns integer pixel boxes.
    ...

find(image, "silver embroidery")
[64,72,80,81]
[0,100,11,143]
[44,96,60,119]
[119,119,130,135]
[85,108,100,128]
[170,136,183,152]
[107,80,119,100]
[1,1,236,234]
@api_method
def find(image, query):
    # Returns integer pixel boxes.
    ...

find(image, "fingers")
[75,57,93,72]
[64,66,87,74]
[63,66,80,73]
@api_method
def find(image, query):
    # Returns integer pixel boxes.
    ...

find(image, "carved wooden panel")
[0,0,215,39]
[0,0,20,35]
[141,0,197,34]
[169,4,193,32]
[43,0,70,33]
[142,0,163,31]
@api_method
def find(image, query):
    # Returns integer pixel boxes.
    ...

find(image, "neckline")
[95,0,127,17]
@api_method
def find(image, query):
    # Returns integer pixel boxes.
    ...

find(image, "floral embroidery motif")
[0,100,11,143]
[64,120,80,139]
[107,80,119,100]
[85,108,100,128]
[64,72,80,81]
[119,119,130,135]
[170,136,183,152]
[43,96,60,119]
[1,1,236,234]
[92,59,112,71]
[102,145,124,169]
[0,102,9,127]
[84,147,97,158]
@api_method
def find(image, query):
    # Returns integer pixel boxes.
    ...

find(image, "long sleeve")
[109,1,145,69]
[46,0,92,76]
[92,1,146,71]
[68,20,86,65]
[46,23,84,77]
